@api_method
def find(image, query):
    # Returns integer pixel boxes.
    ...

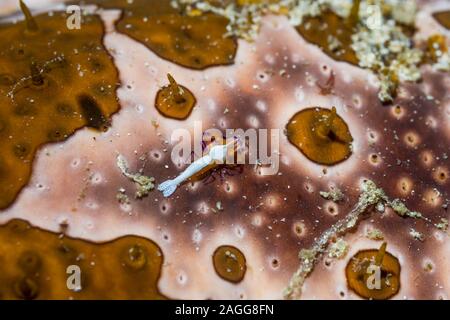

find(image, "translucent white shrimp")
[158,140,237,197]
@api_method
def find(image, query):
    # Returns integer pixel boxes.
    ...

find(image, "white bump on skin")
[247,115,260,128]
[257,70,270,83]
[71,158,81,168]
[149,149,163,162]
[294,87,305,102]
[162,231,171,243]
[234,225,245,239]
[177,271,188,286]
[256,100,267,112]
[135,104,144,113]
[252,214,263,227]
[91,172,103,185]
[304,181,315,194]
[319,64,331,76]
[291,53,302,63]
[197,202,209,215]
[192,229,202,244]
[264,53,275,64]
[160,201,170,214]
[367,129,379,144]
[225,77,236,88]
[207,99,217,111]
[425,115,437,129]
[342,72,353,84]
[352,94,362,109]
[120,202,132,213]
[85,200,99,210]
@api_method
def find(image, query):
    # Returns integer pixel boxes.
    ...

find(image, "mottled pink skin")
[0,1,449,299]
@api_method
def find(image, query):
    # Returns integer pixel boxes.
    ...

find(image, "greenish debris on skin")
[284,179,438,300]
[409,228,425,241]
[365,228,384,240]
[390,198,425,220]
[116,155,155,199]
[328,238,349,259]
[116,187,130,205]
[436,218,449,232]
[320,187,344,202]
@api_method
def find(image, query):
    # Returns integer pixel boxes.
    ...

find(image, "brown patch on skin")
[346,242,400,300]
[296,9,359,66]
[0,219,166,299]
[155,74,196,120]
[286,107,353,165]
[433,11,450,29]
[213,245,246,283]
[91,0,237,69]
[0,4,119,209]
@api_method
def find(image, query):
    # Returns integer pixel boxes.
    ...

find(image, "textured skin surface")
[0,0,449,299]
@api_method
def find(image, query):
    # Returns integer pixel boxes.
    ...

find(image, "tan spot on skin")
[324,201,339,216]
[292,221,306,237]
[397,177,414,196]
[423,189,442,207]
[404,131,421,148]
[420,150,435,167]
[369,153,382,166]
[433,166,448,185]
[265,194,280,209]
[391,105,405,119]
